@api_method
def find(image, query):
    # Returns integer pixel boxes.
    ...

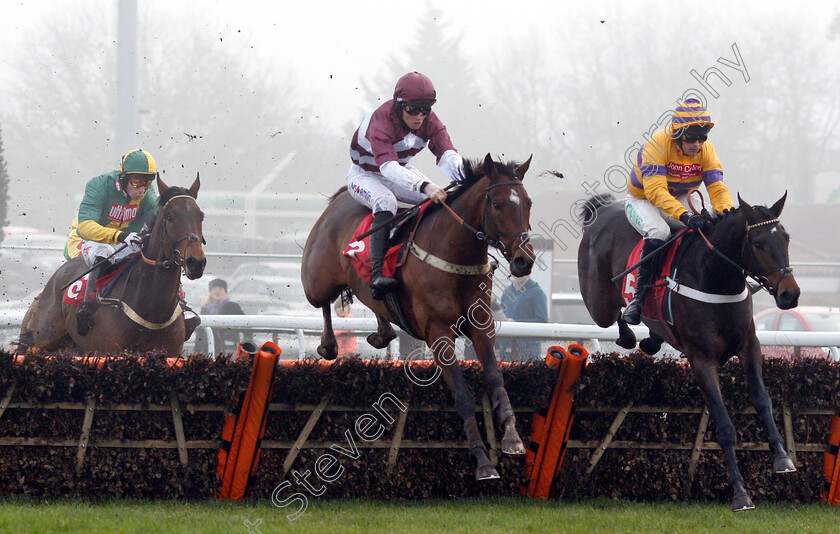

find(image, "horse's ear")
[515,154,533,181]
[188,172,200,199]
[769,190,787,217]
[483,153,498,181]
[738,193,757,224]
[157,175,169,195]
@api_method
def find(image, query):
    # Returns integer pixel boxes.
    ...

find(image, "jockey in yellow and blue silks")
[622,99,735,325]
[69,149,160,335]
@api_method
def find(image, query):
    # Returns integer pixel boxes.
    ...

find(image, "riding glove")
[118,231,143,251]
[679,212,705,230]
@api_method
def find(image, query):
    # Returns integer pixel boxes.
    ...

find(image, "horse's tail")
[329,186,348,203]
[579,194,616,225]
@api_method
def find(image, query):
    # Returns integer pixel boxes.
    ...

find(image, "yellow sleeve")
[706,181,734,213]
[77,219,122,244]
[644,175,688,220]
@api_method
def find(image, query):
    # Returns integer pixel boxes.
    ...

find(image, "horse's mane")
[329,186,347,204]
[445,157,520,205]
[579,194,616,225]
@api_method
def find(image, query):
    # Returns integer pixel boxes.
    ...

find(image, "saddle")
[62,257,136,306]
[342,204,433,340]
[621,233,695,349]
[343,203,432,282]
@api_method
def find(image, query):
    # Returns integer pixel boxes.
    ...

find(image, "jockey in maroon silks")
[347,71,464,299]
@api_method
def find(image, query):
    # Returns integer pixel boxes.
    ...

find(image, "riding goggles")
[682,134,708,143]
[128,178,152,189]
[403,102,433,116]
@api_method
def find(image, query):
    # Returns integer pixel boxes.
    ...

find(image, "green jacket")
[65,171,159,259]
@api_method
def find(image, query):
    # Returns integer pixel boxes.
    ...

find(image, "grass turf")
[1,497,838,534]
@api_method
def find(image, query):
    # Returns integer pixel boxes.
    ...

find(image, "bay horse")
[302,154,534,481]
[577,191,800,511]
[18,175,206,356]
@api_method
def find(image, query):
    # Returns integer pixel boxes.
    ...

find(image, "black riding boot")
[622,238,664,325]
[369,212,398,300]
[76,258,105,336]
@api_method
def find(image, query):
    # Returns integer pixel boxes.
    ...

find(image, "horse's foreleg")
[616,317,637,349]
[690,356,754,511]
[317,305,338,360]
[639,331,664,355]
[474,334,524,455]
[366,313,396,349]
[740,337,796,474]
[432,331,498,481]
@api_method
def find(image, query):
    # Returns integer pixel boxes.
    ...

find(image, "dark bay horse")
[302,154,534,480]
[577,192,800,511]
[18,175,206,356]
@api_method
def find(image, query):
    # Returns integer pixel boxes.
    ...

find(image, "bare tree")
[3,6,340,234]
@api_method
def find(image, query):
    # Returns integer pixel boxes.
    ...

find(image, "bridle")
[697,216,794,297]
[440,180,530,259]
[140,194,205,270]
[688,191,793,296]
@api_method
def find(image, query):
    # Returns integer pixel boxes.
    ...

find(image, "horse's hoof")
[639,337,663,355]
[502,440,526,455]
[732,494,755,512]
[774,456,796,474]
[317,345,337,361]
[615,336,636,350]
[476,465,500,481]
[366,332,394,350]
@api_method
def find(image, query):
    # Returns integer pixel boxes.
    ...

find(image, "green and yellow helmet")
[119,149,158,178]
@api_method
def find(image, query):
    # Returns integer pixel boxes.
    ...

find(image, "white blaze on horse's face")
[770,227,778,235]
[509,189,521,206]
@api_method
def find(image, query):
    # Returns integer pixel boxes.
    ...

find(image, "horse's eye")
[492,201,501,210]
[753,241,763,250]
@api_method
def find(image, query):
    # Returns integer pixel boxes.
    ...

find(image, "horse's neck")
[126,235,181,315]
[694,214,748,292]
[426,182,488,259]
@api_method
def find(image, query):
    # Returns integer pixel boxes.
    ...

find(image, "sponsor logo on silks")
[345,240,365,259]
[667,162,702,180]
[108,203,138,225]
[625,204,642,226]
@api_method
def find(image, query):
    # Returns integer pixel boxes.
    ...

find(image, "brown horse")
[577,192,800,511]
[302,154,534,480]
[18,175,206,356]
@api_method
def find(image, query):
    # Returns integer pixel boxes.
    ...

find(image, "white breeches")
[624,194,696,241]
[81,240,136,267]
[347,164,429,215]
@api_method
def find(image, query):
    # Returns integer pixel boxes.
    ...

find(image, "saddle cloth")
[62,261,133,306]
[621,235,687,346]
[343,203,432,283]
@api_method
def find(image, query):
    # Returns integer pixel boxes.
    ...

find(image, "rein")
[695,222,793,296]
[439,180,529,255]
[685,191,793,295]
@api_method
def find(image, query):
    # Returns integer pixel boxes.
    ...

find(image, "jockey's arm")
[436,149,463,182]
[703,173,734,214]
[643,175,689,220]
[77,219,122,244]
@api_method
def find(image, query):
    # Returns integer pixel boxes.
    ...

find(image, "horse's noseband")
[745,217,794,296]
